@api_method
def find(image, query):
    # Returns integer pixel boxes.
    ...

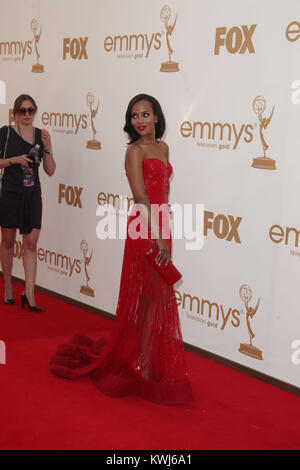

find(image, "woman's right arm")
[125,144,149,205]
[125,144,170,265]
[0,127,32,169]
[0,154,32,169]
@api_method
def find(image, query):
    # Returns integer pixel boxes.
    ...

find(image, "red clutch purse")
[146,246,182,286]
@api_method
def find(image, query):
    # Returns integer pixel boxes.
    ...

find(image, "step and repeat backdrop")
[0,0,300,389]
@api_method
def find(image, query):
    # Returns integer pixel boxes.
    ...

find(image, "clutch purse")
[146,246,182,286]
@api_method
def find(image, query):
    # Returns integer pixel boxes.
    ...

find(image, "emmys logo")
[160,5,179,72]
[239,285,263,360]
[31,19,44,73]
[37,247,82,277]
[80,241,95,297]
[0,80,6,104]
[252,96,276,170]
[180,119,254,150]
[285,21,300,42]
[104,32,161,59]
[58,184,83,208]
[86,92,101,150]
[13,239,83,276]
[0,340,6,365]
[291,340,300,365]
[63,37,88,60]
[177,289,241,331]
[214,25,257,55]
[41,110,88,135]
[104,5,179,60]
[0,38,32,62]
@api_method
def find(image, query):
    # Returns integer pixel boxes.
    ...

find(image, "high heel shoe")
[3,298,15,305]
[21,292,42,313]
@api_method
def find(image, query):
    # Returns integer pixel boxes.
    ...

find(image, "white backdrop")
[0,0,300,389]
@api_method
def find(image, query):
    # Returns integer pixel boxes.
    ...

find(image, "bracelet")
[44,148,52,154]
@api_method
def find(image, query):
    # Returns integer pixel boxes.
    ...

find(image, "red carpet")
[0,281,299,450]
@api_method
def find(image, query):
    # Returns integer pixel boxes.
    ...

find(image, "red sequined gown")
[50,158,193,405]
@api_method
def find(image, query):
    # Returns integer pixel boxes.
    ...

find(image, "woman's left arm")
[41,128,56,176]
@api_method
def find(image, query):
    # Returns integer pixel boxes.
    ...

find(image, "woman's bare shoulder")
[125,143,145,173]
[125,142,144,159]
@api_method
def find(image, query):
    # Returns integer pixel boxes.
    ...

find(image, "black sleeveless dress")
[0,126,44,234]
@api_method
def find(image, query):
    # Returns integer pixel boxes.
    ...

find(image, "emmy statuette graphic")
[80,240,95,297]
[86,92,101,150]
[160,5,179,72]
[252,96,276,170]
[31,19,44,73]
[239,285,263,360]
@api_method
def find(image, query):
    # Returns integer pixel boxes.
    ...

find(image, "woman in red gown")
[50,94,193,406]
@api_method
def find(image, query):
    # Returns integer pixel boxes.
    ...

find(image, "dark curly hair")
[124,93,165,144]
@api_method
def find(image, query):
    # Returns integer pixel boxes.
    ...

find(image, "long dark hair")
[124,93,165,144]
[13,94,37,116]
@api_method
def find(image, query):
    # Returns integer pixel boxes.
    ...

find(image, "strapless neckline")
[125,157,172,176]
[143,158,170,169]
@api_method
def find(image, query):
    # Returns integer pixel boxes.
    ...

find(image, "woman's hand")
[155,238,171,266]
[41,129,51,151]
[10,155,31,166]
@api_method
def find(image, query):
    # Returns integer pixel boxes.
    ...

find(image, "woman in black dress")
[0,94,56,311]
